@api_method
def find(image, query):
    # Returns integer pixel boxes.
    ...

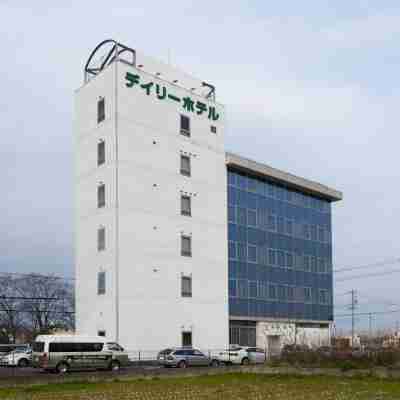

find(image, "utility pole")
[347,290,358,348]
[369,312,373,347]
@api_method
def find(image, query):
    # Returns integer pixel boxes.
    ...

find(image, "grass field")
[1,373,400,399]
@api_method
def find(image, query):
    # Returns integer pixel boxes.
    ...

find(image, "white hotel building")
[75,41,342,352]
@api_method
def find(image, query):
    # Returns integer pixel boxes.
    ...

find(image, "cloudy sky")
[1,1,399,332]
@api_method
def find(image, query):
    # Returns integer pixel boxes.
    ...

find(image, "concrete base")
[256,321,330,354]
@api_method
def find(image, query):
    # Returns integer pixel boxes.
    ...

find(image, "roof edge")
[226,152,343,202]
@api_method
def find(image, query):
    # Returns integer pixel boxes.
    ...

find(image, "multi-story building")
[226,153,341,352]
[75,40,342,353]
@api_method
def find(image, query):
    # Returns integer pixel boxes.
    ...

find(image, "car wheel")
[177,360,187,369]
[17,359,29,368]
[241,357,250,366]
[56,362,69,374]
[211,359,220,367]
[109,360,121,372]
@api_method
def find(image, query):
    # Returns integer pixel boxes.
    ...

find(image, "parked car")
[217,346,266,365]
[0,347,32,367]
[157,348,219,368]
[0,344,29,356]
[31,335,129,373]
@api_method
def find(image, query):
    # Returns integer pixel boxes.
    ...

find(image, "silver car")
[157,348,219,368]
[0,347,32,367]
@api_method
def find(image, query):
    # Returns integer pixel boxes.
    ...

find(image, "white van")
[32,335,129,373]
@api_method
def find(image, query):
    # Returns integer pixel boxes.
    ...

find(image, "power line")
[0,296,67,301]
[0,271,75,281]
[335,308,400,318]
[334,257,400,273]
[335,268,400,283]
[0,308,74,314]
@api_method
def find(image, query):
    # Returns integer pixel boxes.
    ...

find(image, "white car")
[0,347,32,367]
[217,346,266,365]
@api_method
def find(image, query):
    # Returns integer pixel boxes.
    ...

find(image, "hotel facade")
[75,40,342,353]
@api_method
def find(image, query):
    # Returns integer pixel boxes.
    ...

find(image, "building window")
[303,255,310,271]
[237,243,247,261]
[229,279,237,297]
[319,289,328,305]
[277,250,285,267]
[181,195,191,216]
[181,276,192,297]
[228,205,236,223]
[238,279,248,298]
[269,284,277,300]
[180,115,190,137]
[97,97,105,123]
[97,227,105,251]
[97,184,105,208]
[97,140,105,166]
[304,287,312,303]
[268,214,276,231]
[277,216,285,233]
[180,155,191,177]
[98,330,106,337]
[97,271,106,295]
[210,125,217,134]
[182,331,192,347]
[248,210,257,227]
[228,241,236,259]
[286,252,294,268]
[181,235,192,257]
[248,245,257,263]
[268,248,276,266]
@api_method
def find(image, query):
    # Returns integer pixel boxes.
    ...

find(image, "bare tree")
[0,276,25,343]
[14,274,74,335]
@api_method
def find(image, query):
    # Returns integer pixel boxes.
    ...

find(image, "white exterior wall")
[75,57,229,351]
[256,321,330,353]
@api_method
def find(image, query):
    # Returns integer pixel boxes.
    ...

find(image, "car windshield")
[32,342,45,352]
[11,348,28,354]
[159,349,173,355]
[106,343,124,351]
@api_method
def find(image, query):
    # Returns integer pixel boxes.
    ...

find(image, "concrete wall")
[256,321,330,353]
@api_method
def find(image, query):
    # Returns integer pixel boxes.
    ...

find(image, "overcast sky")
[1,1,399,332]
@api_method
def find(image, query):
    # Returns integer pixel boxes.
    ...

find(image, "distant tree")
[14,274,74,336]
[0,275,25,343]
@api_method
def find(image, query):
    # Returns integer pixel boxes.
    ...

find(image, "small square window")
[97,227,105,251]
[97,271,106,295]
[180,115,190,136]
[181,276,192,297]
[97,184,105,208]
[98,330,106,337]
[210,125,217,134]
[181,195,191,216]
[97,98,105,123]
[182,331,192,347]
[180,155,191,177]
[181,235,192,257]
[97,140,105,166]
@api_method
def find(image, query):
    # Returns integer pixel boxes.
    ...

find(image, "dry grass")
[1,373,400,399]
